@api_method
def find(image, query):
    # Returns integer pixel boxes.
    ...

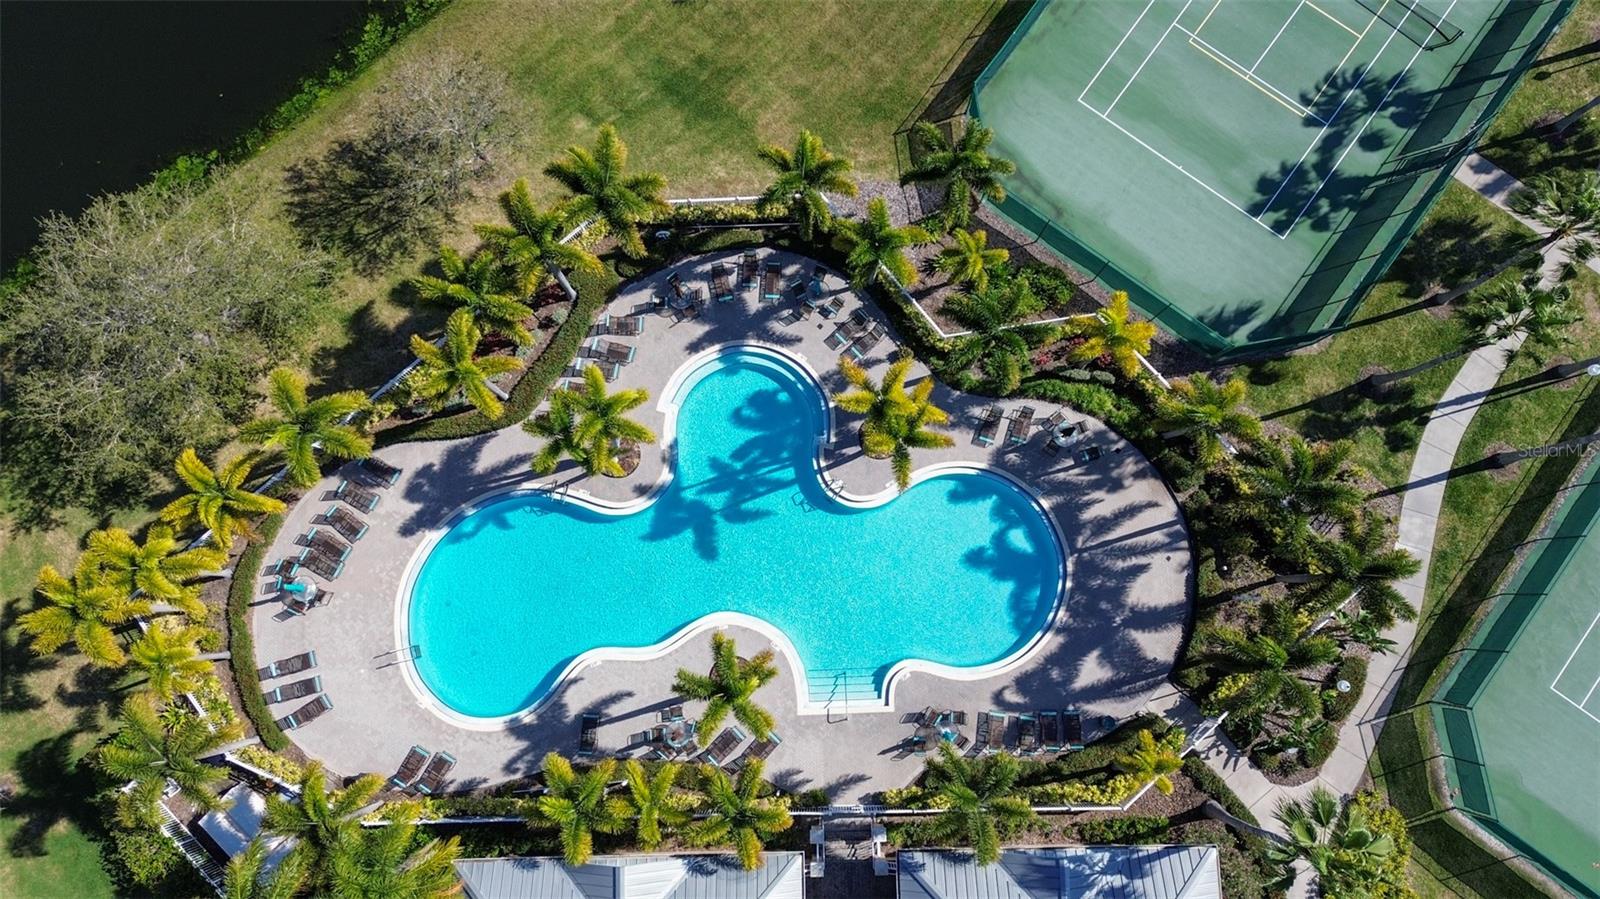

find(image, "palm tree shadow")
[2,730,106,858]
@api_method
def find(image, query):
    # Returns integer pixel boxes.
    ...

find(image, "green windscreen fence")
[1351,0,1465,49]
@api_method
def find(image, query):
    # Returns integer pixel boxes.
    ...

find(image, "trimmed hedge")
[228,513,289,751]
[377,265,621,445]
[1181,756,1259,826]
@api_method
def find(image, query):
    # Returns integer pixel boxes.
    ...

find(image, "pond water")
[1,0,366,266]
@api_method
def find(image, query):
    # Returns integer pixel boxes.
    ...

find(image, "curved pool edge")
[394,342,1072,732]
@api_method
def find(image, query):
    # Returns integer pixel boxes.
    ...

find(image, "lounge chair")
[334,479,380,513]
[296,547,344,581]
[711,263,735,302]
[391,746,431,789]
[740,251,759,287]
[275,694,333,731]
[761,268,781,302]
[578,713,600,755]
[975,711,1005,753]
[1062,709,1085,750]
[845,325,885,362]
[603,341,636,364]
[823,325,855,351]
[360,456,401,486]
[1042,408,1067,430]
[282,588,329,616]
[1075,445,1104,464]
[700,727,747,765]
[258,651,316,680]
[1042,438,1065,457]
[843,309,870,336]
[915,706,939,726]
[584,360,622,382]
[322,505,368,542]
[1040,710,1061,752]
[1017,713,1038,753]
[629,729,654,746]
[727,732,781,773]
[950,711,967,726]
[604,312,645,336]
[954,734,971,751]
[975,405,1002,446]
[660,705,685,722]
[779,303,812,326]
[819,296,845,318]
[303,527,350,561]
[414,751,457,795]
[1006,406,1036,445]
[262,675,321,705]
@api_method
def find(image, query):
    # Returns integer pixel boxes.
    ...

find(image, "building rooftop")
[454,851,807,899]
[895,846,1220,899]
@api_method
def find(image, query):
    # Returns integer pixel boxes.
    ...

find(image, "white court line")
[1176,25,1325,122]
[1277,0,1460,235]
[1105,0,1198,115]
[1550,606,1600,724]
[1078,0,1161,103]
[1075,99,1287,238]
[1254,0,1415,229]
[1304,0,1387,111]
[1554,691,1600,725]
[1251,0,1305,72]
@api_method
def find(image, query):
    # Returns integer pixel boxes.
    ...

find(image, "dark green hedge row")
[378,265,621,445]
[1324,654,1369,725]
[1181,756,1259,826]
[228,514,289,751]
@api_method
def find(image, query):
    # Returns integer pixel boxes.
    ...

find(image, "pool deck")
[252,248,1193,802]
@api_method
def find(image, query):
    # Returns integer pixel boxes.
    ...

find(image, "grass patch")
[1231,183,1539,488]
[1477,0,1600,182]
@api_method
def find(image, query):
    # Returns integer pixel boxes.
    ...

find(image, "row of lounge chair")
[256,651,334,730]
[390,745,457,794]
[972,709,1086,754]
[974,406,1073,447]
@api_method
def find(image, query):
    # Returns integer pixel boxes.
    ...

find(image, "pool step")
[806,668,881,708]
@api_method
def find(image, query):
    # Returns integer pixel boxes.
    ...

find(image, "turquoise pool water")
[407,349,1065,719]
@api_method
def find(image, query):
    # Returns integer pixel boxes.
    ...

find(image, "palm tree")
[475,178,607,297]
[410,244,537,346]
[224,838,309,899]
[671,633,779,740]
[1205,600,1339,721]
[404,310,523,420]
[623,759,689,850]
[1434,171,1598,304]
[1113,728,1185,795]
[525,387,588,475]
[899,119,1017,231]
[325,801,461,899]
[755,130,858,241]
[240,368,372,487]
[1269,786,1396,896]
[932,228,1009,291]
[943,278,1057,395]
[1065,291,1156,378]
[920,743,1034,865]
[1295,510,1422,628]
[834,354,954,490]
[834,197,933,288]
[1155,374,1262,464]
[532,753,630,866]
[160,449,285,547]
[96,696,241,828]
[543,123,668,258]
[263,763,387,885]
[690,760,793,870]
[18,558,146,666]
[1372,275,1580,389]
[1241,436,1363,554]
[88,524,226,619]
[128,624,221,700]
[1328,607,1399,655]
[529,366,657,477]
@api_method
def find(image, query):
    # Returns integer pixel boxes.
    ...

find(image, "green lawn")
[1478,0,1600,182]
[1231,183,1539,489]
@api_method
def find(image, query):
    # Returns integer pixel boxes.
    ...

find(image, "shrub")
[1348,791,1416,899]
[1173,821,1275,899]
[236,745,304,784]
[880,785,939,809]
[1181,757,1258,826]
[380,264,620,444]
[1029,772,1145,806]
[228,513,289,751]
[1323,654,1368,724]
[1302,724,1342,768]
[789,788,830,809]
[430,794,536,817]
[1075,814,1170,844]
[105,823,200,892]
[1018,377,1153,439]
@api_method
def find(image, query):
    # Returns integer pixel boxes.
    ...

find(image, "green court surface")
[971,0,1577,356]
[1435,457,1600,897]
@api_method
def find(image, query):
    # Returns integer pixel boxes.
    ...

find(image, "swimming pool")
[405,348,1066,721]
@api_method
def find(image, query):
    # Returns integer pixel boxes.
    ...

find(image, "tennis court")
[971,0,1577,356]
[1435,457,1600,897]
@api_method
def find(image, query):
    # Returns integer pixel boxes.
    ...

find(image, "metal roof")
[455,852,806,899]
[896,846,1220,899]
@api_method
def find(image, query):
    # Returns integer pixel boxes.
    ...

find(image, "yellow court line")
[1185,38,1313,120]
[1193,0,1224,35]
[1304,0,1362,37]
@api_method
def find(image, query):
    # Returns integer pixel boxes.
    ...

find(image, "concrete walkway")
[1454,151,1600,280]
[1147,156,1560,892]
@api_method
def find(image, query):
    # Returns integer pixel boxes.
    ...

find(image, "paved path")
[254,248,1192,803]
[1147,156,1560,899]
[1454,151,1600,280]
